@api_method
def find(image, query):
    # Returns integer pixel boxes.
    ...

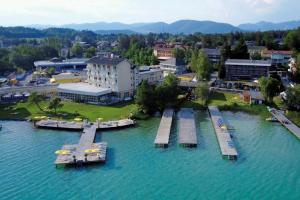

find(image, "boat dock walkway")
[270,108,300,140]
[178,108,197,147]
[55,125,107,166]
[35,119,135,131]
[208,106,238,160]
[154,109,174,147]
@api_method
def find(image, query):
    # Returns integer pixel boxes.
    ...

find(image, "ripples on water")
[0,111,299,200]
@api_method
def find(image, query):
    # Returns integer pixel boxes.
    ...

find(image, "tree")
[284,29,300,51]
[196,50,213,81]
[286,85,300,109]
[47,67,56,76]
[155,74,179,110]
[231,38,249,59]
[48,97,63,115]
[195,83,210,105]
[71,42,83,57]
[28,92,46,111]
[172,48,185,60]
[84,47,96,58]
[135,81,156,114]
[259,77,281,103]
[218,44,231,79]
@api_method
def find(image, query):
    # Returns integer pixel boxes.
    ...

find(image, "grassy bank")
[183,91,270,118]
[0,101,137,121]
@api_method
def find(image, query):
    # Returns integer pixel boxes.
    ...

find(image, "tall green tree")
[71,42,83,57]
[195,82,210,105]
[231,38,249,59]
[84,47,96,58]
[259,77,281,103]
[196,50,213,81]
[172,48,185,60]
[135,81,156,114]
[286,85,300,109]
[155,74,179,110]
[48,97,64,115]
[28,92,46,112]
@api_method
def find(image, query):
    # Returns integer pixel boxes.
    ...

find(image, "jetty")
[55,125,107,166]
[35,119,135,131]
[208,106,238,160]
[154,109,174,147]
[34,118,135,167]
[269,108,300,140]
[178,108,197,147]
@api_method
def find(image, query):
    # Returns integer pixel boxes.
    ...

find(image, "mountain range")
[29,19,300,34]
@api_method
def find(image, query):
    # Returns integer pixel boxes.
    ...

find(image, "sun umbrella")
[74,118,83,122]
[55,150,71,155]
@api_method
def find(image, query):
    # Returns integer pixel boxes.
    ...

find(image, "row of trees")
[136,74,179,114]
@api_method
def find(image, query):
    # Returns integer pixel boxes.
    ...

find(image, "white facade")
[87,58,137,99]
[138,68,163,85]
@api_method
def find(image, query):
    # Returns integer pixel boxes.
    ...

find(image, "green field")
[0,101,137,122]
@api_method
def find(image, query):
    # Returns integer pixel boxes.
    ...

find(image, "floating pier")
[154,109,174,147]
[35,119,135,131]
[55,125,107,166]
[178,108,197,147]
[208,106,238,160]
[269,108,300,140]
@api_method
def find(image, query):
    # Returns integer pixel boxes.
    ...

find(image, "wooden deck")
[270,108,300,140]
[35,119,135,131]
[154,109,174,147]
[178,108,197,147]
[208,106,238,160]
[35,120,83,130]
[55,125,107,166]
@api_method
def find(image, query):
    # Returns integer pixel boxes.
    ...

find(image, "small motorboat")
[266,117,279,122]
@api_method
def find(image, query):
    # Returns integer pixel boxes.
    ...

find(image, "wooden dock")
[208,106,238,160]
[35,119,135,131]
[35,120,83,130]
[178,108,197,147]
[55,125,107,166]
[270,108,300,140]
[154,109,174,147]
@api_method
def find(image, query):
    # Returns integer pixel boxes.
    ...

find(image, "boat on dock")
[266,117,279,122]
[208,106,238,160]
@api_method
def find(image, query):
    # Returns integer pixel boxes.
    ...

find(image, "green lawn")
[183,91,270,118]
[0,101,137,122]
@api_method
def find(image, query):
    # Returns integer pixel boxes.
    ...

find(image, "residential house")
[261,50,293,66]
[242,90,265,105]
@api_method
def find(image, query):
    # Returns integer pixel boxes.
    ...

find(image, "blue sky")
[0,0,299,26]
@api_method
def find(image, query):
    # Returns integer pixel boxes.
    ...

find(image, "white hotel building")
[58,57,138,104]
[58,56,164,105]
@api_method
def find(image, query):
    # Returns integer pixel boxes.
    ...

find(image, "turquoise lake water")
[0,111,300,200]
